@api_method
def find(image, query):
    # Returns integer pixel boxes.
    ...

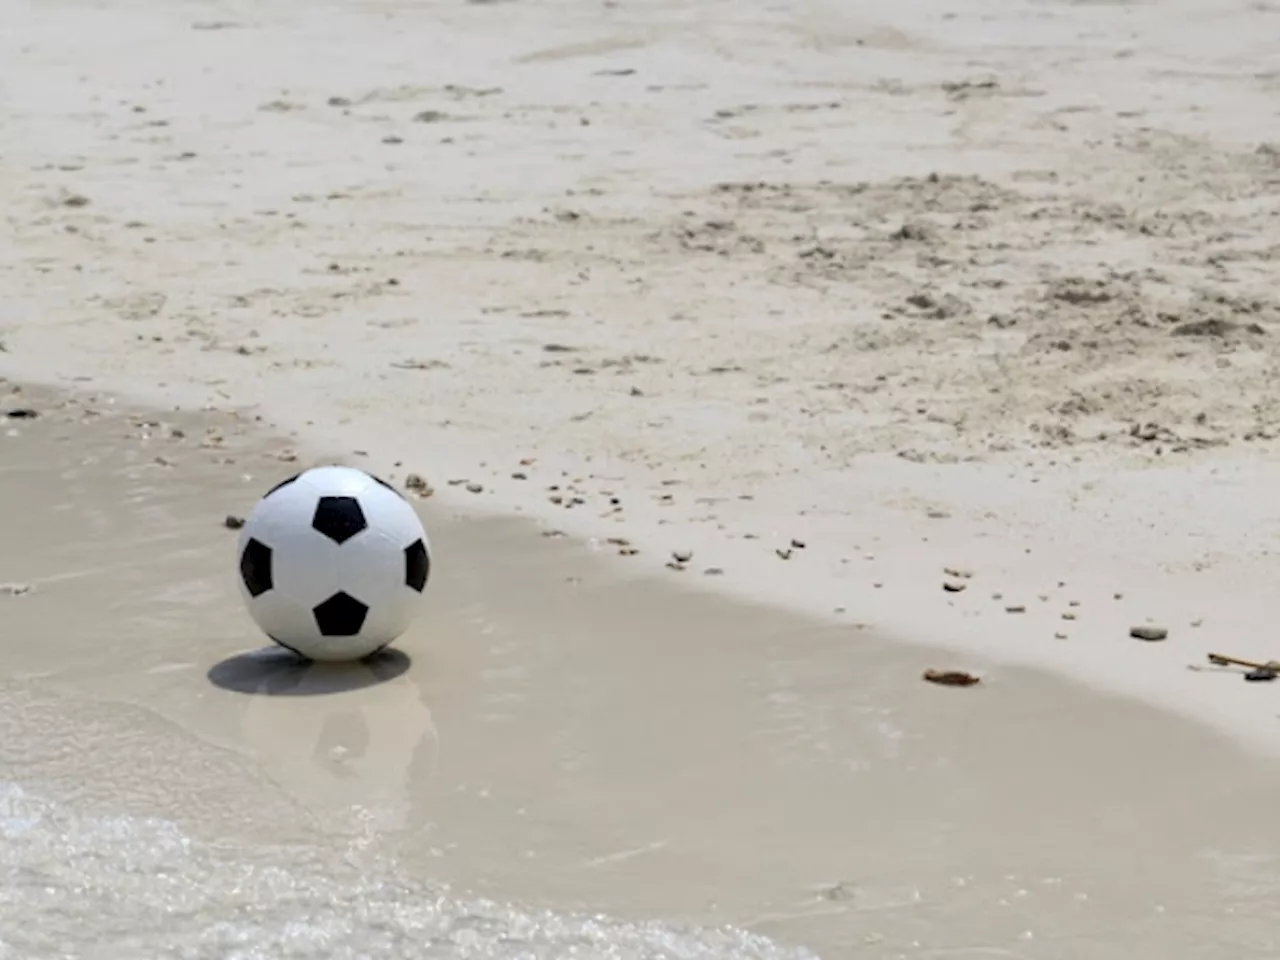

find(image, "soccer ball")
[236,465,431,661]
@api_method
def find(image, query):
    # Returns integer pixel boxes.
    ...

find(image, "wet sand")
[3,388,1279,958]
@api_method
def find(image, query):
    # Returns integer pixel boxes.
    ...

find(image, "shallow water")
[0,782,809,960]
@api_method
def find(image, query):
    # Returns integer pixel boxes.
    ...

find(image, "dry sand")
[2,387,1279,959]
[5,0,1280,747]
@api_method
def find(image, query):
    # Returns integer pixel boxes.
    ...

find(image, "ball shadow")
[207,645,412,696]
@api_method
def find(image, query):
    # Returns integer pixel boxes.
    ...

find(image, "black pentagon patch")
[263,472,301,498]
[239,538,273,597]
[372,474,406,500]
[404,538,429,592]
[312,496,367,544]
[312,591,369,636]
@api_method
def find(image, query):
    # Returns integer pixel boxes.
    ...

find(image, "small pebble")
[224,515,245,529]
[1061,612,1076,621]
[1130,625,1168,642]
[465,482,484,494]
[404,473,433,497]
[1005,604,1026,614]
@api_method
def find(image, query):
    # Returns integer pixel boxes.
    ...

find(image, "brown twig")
[1207,653,1280,671]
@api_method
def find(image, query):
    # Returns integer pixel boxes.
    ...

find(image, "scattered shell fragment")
[942,579,967,593]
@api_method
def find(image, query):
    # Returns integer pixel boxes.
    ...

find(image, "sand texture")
[1,390,1279,958]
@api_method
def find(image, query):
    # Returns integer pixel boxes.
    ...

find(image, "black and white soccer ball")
[236,465,431,661]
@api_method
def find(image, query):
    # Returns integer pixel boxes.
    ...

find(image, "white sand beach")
[4,0,1280,955]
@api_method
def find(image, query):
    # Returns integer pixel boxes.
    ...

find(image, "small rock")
[511,471,527,480]
[1005,604,1026,614]
[465,482,485,494]
[1054,632,1068,640]
[791,538,806,549]
[224,515,245,529]
[666,561,686,571]
[1130,625,1168,642]
[943,567,973,579]
[776,548,793,560]
[4,408,38,419]
[1061,612,1076,621]
[404,473,434,497]
[619,547,639,556]
[923,669,980,687]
